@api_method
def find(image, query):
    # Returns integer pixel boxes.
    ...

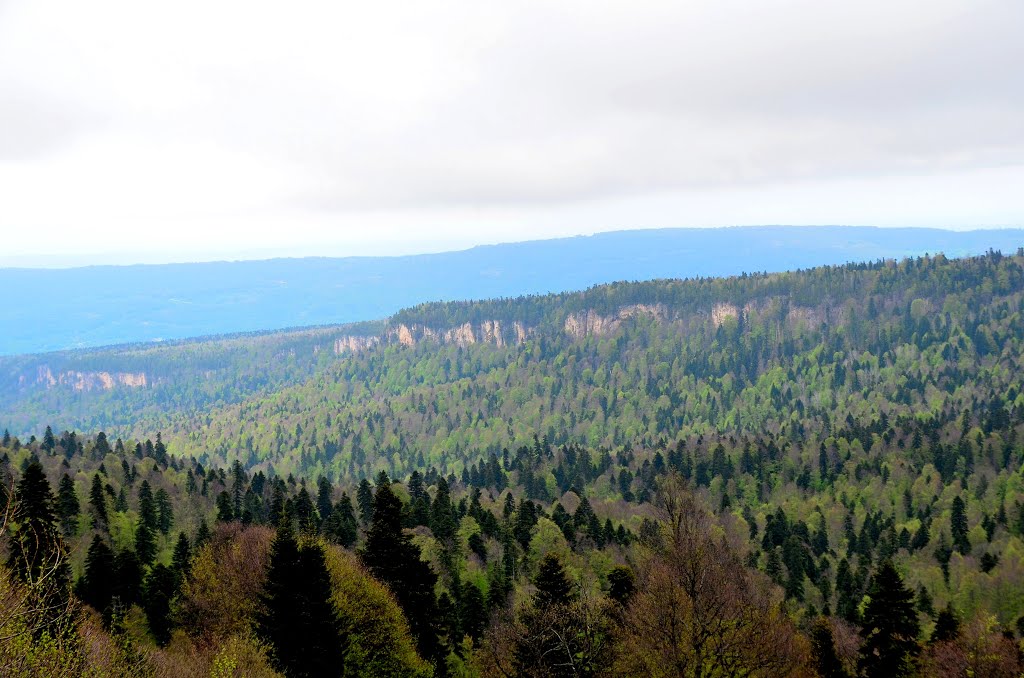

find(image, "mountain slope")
[3,226,1023,355]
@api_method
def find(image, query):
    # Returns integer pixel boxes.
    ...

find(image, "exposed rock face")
[711,303,739,328]
[385,319,531,348]
[23,366,148,391]
[333,335,381,354]
[564,304,667,339]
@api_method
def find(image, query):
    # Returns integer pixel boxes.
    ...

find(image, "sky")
[1,0,1022,267]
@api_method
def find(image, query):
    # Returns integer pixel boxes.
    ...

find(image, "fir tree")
[156,488,174,534]
[858,560,920,677]
[7,460,72,633]
[142,563,177,646]
[135,521,157,566]
[194,518,212,549]
[430,477,457,541]
[258,525,346,677]
[80,535,115,617]
[810,619,850,678]
[534,553,574,607]
[360,474,440,662]
[216,490,234,522]
[171,531,192,579]
[931,603,960,643]
[56,473,80,536]
[356,478,374,526]
[89,472,108,529]
[138,480,157,530]
[950,495,971,555]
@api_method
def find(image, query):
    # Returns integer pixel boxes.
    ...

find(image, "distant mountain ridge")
[2,226,1022,355]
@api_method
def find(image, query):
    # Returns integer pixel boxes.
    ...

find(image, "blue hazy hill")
[3,226,1022,355]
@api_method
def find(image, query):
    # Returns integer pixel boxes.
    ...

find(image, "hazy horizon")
[2,1,1022,267]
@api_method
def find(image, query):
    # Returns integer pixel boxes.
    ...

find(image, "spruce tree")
[114,549,143,607]
[89,472,108,529]
[142,563,177,646]
[858,560,920,677]
[258,525,346,677]
[360,475,440,662]
[325,493,358,547]
[810,619,850,678]
[534,553,574,607]
[194,518,212,549]
[931,603,960,643]
[171,531,192,579]
[80,534,115,616]
[56,473,80,536]
[7,460,72,633]
[216,490,234,522]
[430,477,457,541]
[156,488,174,534]
[950,495,971,555]
[138,480,157,530]
[356,478,374,526]
[135,521,157,566]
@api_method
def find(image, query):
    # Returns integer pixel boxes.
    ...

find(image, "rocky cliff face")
[564,304,668,339]
[385,320,533,348]
[20,365,148,391]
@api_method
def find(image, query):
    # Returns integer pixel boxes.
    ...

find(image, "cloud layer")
[1,0,1022,264]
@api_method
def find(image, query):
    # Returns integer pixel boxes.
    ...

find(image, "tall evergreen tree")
[360,475,440,662]
[156,488,174,534]
[142,564,177,646]
[950,495,971,555]
[356,478,374,526]
[79,535,115,618]
[7,460,72,634]
[534,553,574,607]
[324,493,358,548]
[89,472,108,529]
[258,525,346,677]
[171,531,192,580]
[135,521,157,566]
[56,473,80,536]
[858,560,920,677]
[138,480,157,531]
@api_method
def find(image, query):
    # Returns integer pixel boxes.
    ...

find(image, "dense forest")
[4,249,1024,675]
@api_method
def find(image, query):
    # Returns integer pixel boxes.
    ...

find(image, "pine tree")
[534,553,574,607]
[316,476,333,526]
[460,581,488,642]
[858,560,920,677]
[360,475,440,662]
[135,521,157,566]
[56,473,80,536]
[810,619,850,678]
[80,534,115,617]
[194,518,212,549]
[356,478,374,526]
[931,603,960,643]
[138,480,157,530]
[156,488,174,534]
[171,531,192,579]
[950,495,971,555]
[325,493,358,547]
[430,477,457,541]
[89,472,108,529]
[216,490,234,522]
[7,460,72,633]
[142,563,177,646]
[114,549,143,607]
[258,526,346,677]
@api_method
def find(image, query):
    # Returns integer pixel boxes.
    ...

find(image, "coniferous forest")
[4,250,1024,675]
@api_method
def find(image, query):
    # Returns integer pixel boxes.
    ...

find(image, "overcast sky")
[1,0,1022,266]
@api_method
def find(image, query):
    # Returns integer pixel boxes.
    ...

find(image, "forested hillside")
[5,226,1024,355]
[4,249,1024,676]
